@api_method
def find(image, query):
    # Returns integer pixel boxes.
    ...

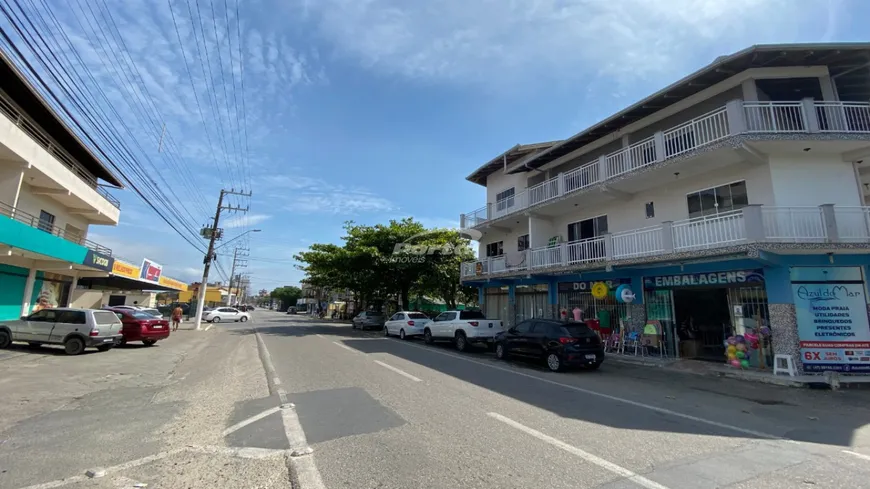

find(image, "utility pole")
[226,247,249,306]
[194,189,250,331]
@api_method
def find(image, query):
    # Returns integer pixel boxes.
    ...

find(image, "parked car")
[352,311,386,330]
[203,307,250,323]
[287,307,297,314]
[0,308,123,355]
[140,308,163,318]
[110,309,170,346]
[423,310,503,352]
[110,305,142,312]
[384,311,431,340]
[243,305,255,311]
[495,319,604,372]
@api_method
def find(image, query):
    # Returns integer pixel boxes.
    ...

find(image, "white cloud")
[254,173,397,215]
[223,213,272,229]
[289,0,831,87]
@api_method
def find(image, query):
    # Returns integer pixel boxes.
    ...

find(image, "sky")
[5,0,868,293]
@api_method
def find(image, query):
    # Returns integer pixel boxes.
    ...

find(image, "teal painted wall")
[0,264,29,321]
[0,215,88,263]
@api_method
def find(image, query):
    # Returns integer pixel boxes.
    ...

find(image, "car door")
[51,310,87,343]
[18,309,50,342]
[431,313,447,336]
[526,322,554,358]
[508,320,533,355]
[385,313,398,334]
[442,311,458,336]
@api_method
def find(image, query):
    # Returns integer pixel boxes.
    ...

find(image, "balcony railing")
[461,204,870,279]
[0,200,112,256]
[0,90,120,209]
[462,100,870,226]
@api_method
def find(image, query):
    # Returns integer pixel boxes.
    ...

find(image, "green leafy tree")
[270,286,302,311]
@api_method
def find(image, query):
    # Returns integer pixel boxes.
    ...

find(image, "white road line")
[489,413,671,489]
[843,450,870,461]
[332,341,362,354]
[253,328,326,489]
[204,323,213,331]
[221,406,282,436]
[392,339,780,441]
[17,448,186,489]
[374,360,422,382]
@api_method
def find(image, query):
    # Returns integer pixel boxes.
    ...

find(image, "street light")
[215,229,261,251]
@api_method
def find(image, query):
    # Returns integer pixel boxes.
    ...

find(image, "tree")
[270,286,302,311]
[409,229,477,309]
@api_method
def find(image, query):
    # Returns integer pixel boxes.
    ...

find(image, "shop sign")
[615,284,636,304]
[158,276,188,291]
[793,268,870,372]
[112,260,140,280]
[140,258,163,283]
[643,270,764,289]
[558,279,629,293]
[82,249,114,272]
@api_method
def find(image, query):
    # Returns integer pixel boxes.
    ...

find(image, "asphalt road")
[249,311,870,489]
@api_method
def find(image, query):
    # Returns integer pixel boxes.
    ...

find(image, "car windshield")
[408,313,428,319]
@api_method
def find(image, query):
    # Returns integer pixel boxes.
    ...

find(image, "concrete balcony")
[0,90,121,225]
[459,100,870,229]
[461,204,870,280]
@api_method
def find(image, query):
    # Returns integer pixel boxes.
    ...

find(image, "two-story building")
[0,50,123,320]
[459,43,870,375]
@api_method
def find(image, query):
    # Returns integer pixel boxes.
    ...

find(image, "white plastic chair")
[773,354,796,377]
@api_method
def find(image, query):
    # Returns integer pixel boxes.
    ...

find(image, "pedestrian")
[172,305,183,332]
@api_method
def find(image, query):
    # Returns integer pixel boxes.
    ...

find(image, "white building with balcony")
[459,43,870,376]
[0,50,123,321]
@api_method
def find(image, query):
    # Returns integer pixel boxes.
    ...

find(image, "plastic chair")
[773,354,796,377]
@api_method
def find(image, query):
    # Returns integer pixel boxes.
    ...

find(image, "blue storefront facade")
[469,252,870,375]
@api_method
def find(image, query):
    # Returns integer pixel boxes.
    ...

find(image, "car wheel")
[240,316,249,323]
[424,329,433,344]
[0,330,11,349]
[143,339,157,347]
[546,353,563,372]
[495,343,507,360]
[455,332,468,352]
[213,317,222,323]
[587,361,602,371]
[96,345,112,352]
[64,337,85,356]
[399,329,406,340]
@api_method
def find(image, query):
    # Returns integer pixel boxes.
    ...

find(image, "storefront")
[0,265,73,320]
[791,266,870,373]
[557,279,631,332]
[484,286,509,321]
[516,284,548,322]
[642,269,772,367]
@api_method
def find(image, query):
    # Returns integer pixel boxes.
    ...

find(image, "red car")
[109,308,170,346]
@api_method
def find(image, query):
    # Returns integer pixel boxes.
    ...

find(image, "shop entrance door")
[673,288,730,361]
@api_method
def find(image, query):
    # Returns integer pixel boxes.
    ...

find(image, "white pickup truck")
[423,310,504,352]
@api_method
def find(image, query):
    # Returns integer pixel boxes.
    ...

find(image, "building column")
[506,283,517,328]
[20,267,37,317]
[626,275,647,332]
[762,266,803,373]
[546,279,559,319]
[477,286,485,308]
[68,272,79,308]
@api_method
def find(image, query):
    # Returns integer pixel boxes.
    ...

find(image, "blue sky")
[9,0,868,292]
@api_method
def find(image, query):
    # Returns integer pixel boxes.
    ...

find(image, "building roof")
[510,42,870,174]
[465,140,562,186]
[0,50,123,187]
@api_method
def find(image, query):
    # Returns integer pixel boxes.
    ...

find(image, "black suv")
[495,319,604,372]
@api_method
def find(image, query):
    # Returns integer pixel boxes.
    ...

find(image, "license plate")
[103,338,114,342]
[152,325,163,329]
[585,354,596,360]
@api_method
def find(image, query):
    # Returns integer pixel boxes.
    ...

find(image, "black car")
[495,319,604,372]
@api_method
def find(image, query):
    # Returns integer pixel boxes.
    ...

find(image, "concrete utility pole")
[226,247,249,306]
[194,189,250,331]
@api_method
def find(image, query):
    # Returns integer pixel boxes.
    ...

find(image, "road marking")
[204,323,213,331]
[843,450,870,461]
[253,328,326,489]
[222,406,283,436]
[392,339,780,440]
[489,413,671,489]
[374,360,422,382]
[332,341,362,354]
[17,448,185,489]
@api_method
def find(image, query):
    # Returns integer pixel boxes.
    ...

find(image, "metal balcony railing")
[0,200,112,256]
[0,90,120,209]
[461,100,870,227]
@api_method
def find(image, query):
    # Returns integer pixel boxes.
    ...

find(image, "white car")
[203,307,250,323]
[384,311,432,340]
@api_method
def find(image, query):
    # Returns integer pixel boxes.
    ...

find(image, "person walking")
[172,306,183,332]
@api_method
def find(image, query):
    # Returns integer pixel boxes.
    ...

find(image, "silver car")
[203,307,250,323]
[0,308,123,355]
[352,311,386,330]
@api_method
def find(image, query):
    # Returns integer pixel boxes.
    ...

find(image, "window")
[408,312,428,319]
[434,313,448,322]
[444,312,458,321]
[645,202,655,219]
[57,311,86,324]
[514,320,533,334]
[38,210,55,233]
[459,310,485,320]
[94,311,120,325]
[517,234,530,252]
[495,187,515,212]
[485,241,504,257]
[686,181,749,218]
[27,310,54,321]
[567,215,608,242]
[531,322,558,336]
[390,313,403,321]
